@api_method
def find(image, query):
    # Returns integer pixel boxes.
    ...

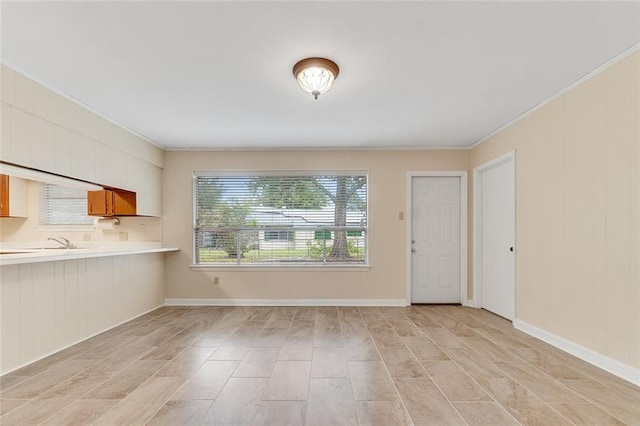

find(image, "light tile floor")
[0,305,638,425]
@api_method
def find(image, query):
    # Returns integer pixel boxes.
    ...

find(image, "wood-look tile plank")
[156,346,216,377]
[309,378,354,401]
[83,359,168,400]
[348,361,398,401]
[344,336,380,361]
[407,313,441,328]
[0,399,27,416]
[0,376,29,392]
[94,376,185,425]
[420,327,468,349]
[361,313,389,329]
[209,345,250,361]
[369,327,405,348]
[75,335,141,360]
[446,348,506,379]
[313,327,343,347]
[378,347,429,378]
[263,361,311,401]
[201,378,267,425]
[232,347,279,378]
[288,320,316,338]
[0,374,107,424]
[141,343,189,361]
[388,319,421,337]
[0,359,94,399]
[394,378,466,425]
[496,361,586,403]
[254,327,288,346]
[294,307,317,321]
[253,401,307,426]
[424,360,491,401]
[478,378,572,425]
[40,399,118,425]
[311,347,349,378]
[171,360,238,400]
[550,402,627,425]
[452,401,519,425]
[401,336,449,364]
[6,350,78,377]
[146,399,213,425]
[460,336,514,363]
[305,399,358,426]
[265,318,294,329]
[513,347,587,380]
[356,401,412,426]
[278,345,313,361]
[80,351,146,377]
[561,378,640,425]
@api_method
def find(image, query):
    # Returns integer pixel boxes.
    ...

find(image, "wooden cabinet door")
[88,190,109,216]
[88,189,136,216]
[0,174,9,217]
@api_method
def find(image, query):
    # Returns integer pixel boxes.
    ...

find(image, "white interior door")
[411,176,461,303]
[477,155,515,320]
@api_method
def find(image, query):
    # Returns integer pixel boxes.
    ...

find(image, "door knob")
[509,247,514,252]
[411,248,416,253]
[411,239,415,244]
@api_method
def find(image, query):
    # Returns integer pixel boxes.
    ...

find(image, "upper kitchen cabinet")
[0,174,28,217]
[88,189,136,217]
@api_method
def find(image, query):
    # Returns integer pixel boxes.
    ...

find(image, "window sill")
[190,264,371,272]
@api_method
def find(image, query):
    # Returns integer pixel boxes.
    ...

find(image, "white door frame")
[406,171,468,306]
[472,150,516,311]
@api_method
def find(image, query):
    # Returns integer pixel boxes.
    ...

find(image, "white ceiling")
[2,1,639,150]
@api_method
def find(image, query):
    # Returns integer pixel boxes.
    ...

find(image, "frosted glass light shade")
[293,58,339,100]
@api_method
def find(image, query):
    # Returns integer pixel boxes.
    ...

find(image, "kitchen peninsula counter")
[0,243,179,266]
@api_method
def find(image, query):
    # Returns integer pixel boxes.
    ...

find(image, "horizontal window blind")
[194,173,368,265]
[43,184,93,225]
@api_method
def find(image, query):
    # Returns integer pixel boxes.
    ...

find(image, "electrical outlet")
[212,277,220,285]
[139,223,146,232]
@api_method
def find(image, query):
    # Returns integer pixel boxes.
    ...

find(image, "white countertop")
[0,242,180,266]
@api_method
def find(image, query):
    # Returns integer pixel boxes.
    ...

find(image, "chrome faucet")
[48,237,77,249]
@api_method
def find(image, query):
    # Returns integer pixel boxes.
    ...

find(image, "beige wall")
[163,150,469,301]
[470,52,639,369]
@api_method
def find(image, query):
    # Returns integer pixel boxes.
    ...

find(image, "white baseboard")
[513,319,640,386]
[164,298,408,307]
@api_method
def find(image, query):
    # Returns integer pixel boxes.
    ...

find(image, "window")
[42,184,93,226]
[194,172,367,265]
[264,230,295,241]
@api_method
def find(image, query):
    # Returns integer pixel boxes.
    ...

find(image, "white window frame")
[191,170,370,269]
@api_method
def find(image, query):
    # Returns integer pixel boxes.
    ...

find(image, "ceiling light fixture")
[292,57,339,100]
